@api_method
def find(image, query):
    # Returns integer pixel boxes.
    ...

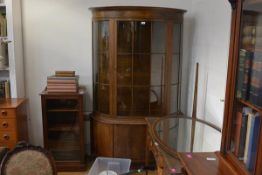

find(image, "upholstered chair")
[0,142,57,175]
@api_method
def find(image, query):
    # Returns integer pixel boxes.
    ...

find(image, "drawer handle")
[2,122,8,128]
[1,111,7,116]
[3,134,9,140]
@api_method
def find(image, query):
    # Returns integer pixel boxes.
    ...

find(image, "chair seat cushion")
[3,150,54,175]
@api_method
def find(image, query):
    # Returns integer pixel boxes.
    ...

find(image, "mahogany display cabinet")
[91,6,186,164]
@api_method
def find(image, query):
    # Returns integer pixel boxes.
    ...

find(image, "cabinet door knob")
[1,110,7,116]
[3,134,9,140]
[2,122,8,128]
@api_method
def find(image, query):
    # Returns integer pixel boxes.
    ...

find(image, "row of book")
[47,71,79,93]
[233,107,261,171]
[0,80,10,98]
[236,49,262,107]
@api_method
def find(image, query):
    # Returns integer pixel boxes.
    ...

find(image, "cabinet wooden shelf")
[222,1,262,175]
[41,90,85,171]
[47,109,79,112]
[91,6,185,164]
[237,99,262,113]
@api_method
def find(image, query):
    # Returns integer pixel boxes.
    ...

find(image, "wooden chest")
[0,98,28,149]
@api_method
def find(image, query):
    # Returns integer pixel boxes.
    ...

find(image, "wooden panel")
[0,109,16,119]
[0,118,16,130]
[113,124,146,162]
[90,6,185,21]
[93,119,113,157]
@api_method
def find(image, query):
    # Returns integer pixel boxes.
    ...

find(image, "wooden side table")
[0,98,28,149]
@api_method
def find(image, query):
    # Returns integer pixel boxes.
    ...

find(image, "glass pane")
[173,24,181,54]
[93,54,99,83]
[47,111,80,160]
[97,84,110,114]
[150,86,164,115]
[151,22,166,53]
[155,117,221,152]
[93,21,109,54]
[117,87,132,116]
[117,21,132,53]
[133,54,150,85]
[98,53,110,84]
[134,21,151,53]
[151,54,165,86]
[48,131,80,161]
[170,85,178,114]
[171,54,180,85]
[133,87,150,115]
[46,99,78,110]
[117,54,132,86]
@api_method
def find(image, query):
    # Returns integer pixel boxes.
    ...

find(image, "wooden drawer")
[0,131,17,142]
[0,109,16,119]
[0,118,16,130]
[0,140,16,149]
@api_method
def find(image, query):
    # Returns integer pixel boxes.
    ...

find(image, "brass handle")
[1,110,7,116]
[2,122,8,128]
[3,134,9,140]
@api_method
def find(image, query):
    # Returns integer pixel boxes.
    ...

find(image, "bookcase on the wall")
[222,0,262,175]
[0,0,25,98]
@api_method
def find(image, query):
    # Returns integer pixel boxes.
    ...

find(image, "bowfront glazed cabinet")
[222,0,262,174]
[91,6,185,163]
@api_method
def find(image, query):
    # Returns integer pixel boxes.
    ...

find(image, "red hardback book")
[234,112,243,155]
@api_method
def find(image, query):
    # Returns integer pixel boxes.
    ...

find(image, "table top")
[0,98,26,108]
[151,116,221,157]
[178,152,238,175]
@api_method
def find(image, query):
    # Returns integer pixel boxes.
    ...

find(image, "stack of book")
[233,107,261,171]
[47,71,79,93]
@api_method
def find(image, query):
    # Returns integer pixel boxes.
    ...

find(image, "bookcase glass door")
[46,98,81,161]
[231,0,262,173]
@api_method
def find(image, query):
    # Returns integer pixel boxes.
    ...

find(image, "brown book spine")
[234,112,243,156]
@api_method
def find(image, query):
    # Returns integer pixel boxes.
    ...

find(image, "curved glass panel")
[154,117,221,153]
[93,21,110,114]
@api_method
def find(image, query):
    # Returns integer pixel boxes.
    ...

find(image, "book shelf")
[40,89,86,171]
[0,0,25,98]
[222,0,262,174]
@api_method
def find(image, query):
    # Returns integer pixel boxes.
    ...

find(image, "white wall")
[21,0,232,151]
[186,0,232,151]
[21,0,192,146]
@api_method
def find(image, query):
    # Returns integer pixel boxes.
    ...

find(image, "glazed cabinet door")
[225,0,262,174]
